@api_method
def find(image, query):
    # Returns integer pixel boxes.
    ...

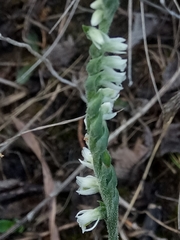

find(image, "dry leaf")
[47,35,76,68]
[158,123,180,156]
[111,138,148,180]
[13,117,60,240]
[132,13,158,47]
[162,56,180,91]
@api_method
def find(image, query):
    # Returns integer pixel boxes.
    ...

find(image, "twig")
[49,0,77,34]
[160,0,180,19]
[0,34,75,88]
[0,164,85,240]
[128,0,133,86]
[0,77,26,90]
[0,85,60,153]
[0,115,84,147]
[173,0,180,13]
[109,67,180,143]
[141,209,180,234]
[0,0,86,102]
[140,0,167,13]
[16,0,80,85]
[140,1,163,110]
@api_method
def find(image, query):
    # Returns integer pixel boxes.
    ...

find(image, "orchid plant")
[76,0,127,239]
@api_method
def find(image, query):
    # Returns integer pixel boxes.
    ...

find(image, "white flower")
[90,0,103,9]
[102,56,127,72]
[98,67,126,91]
[76,175,99,195]
[87,27,127,53]
[79,147,94,169]
[103,67,126,84]
[100,102,117,120]
[99,88,119,103]
[91,9,104,26]
[87,27,104,49]
[76,207,104,233]
[102,35,127,54]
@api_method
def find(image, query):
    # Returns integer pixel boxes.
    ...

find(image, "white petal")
[99,88,119,103]
[103,38,127,54]
[76,175,99,195]
[102,56,127,71]
[91,9,103,26]
[87,27,104,49]
[90,0,103,9]
[101,102,117,120]
[103,112,117,120]
[76,208,103,233]
[79,147,94,169]
[102,81,123,91]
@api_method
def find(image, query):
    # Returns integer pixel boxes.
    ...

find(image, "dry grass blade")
[0,77,25,90]
[0,91,27,108]
[140,1,162,109]
[13,117,60,240]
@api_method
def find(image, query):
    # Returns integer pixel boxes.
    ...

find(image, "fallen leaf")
[132,13,158,47]
[111,138,148,180]
[13,117,60,240]
[162,55,180,91]
[47,35,76,68]
[111,126,153,180]
[158,123,180,156]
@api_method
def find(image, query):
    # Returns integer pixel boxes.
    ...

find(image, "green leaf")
[27,31,39,53]
[0,220,16,233]
[16,64,33,85]
[0,220,25,233]
[101,150,111,167]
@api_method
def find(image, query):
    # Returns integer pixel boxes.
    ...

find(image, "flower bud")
[91,9,104,26]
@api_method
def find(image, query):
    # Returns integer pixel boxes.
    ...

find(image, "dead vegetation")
[0,0,180,239]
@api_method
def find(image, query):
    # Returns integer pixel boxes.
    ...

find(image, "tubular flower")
[99,88,119,103]
[100,102,117,120]
[79,147,94,169]
[76,207,105,233]
[90,0,103,9]
[86,27,127,53]
[90,0,104,26]
[76,175,99,195]
[101,56,127,71]
[87,27,105,49]
[91,9,104,26]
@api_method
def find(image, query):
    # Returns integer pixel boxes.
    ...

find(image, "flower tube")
[76,175,99,195]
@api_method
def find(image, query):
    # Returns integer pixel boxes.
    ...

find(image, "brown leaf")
[13,117,60,240]
[111,138,148,180]
[47,36,76,68]
[158,123,180,156]
[132,13,158,47]
[162,56,180,91]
